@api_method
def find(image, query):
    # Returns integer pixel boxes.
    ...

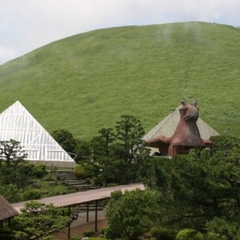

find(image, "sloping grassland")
[0,22,240,139]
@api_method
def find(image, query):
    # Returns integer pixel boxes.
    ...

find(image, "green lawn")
[0,22,240,140]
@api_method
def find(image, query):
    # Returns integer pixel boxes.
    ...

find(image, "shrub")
[85,177,92,184]
[89,238,104,240]
[0,226,15,240]
[0,184,22,203]
[18,163,35,175]
[82,229,95,237]
[99,226,108,235]
[74,164,89,179]
[176,229,204,240]
[23,189,41,200]
[150,226,175,240]
[32,164,46,178]
[106,183,118,187]
[91,176,102,186]
[69,235,82,240]
[104,226,119,240]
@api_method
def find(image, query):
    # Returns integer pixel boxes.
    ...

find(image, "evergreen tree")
[82,128,116,187]
[80,115,150,186]
[51,129,76,155]
[12,201,71,239]
[140,137,240,238]
[113,115,150,184]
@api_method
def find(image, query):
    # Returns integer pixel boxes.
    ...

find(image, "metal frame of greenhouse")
[0,101,76,168]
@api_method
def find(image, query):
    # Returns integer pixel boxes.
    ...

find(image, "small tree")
[51,129,76,155]
[0,139,27,167]
[74,139,91,163]
[105,189,159,240]
[12,201,72,239]
[0,139,30,188]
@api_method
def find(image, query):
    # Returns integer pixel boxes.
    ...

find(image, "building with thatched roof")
[0,195,18,221]
[143,105,219,155]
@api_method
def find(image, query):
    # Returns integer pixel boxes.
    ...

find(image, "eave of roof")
[0,195,19,220]
[12,183,145,213]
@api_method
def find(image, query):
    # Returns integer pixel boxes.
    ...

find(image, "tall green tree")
[113,115,150,184]
[79,128,116,187]
[89,128,115,187]
[74,139,91,163]
[140,136,240,238]
[80,115,150,186]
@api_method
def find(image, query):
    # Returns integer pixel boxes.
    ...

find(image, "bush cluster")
[176,229,204,240]
[150,226,175,240]
[82,229,95,237]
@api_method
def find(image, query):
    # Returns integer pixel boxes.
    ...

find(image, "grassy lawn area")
[0,22,240,140]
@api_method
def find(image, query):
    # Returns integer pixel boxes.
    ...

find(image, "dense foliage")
[51,129,77,156]
[0,140,74,202]
[176,229,204,240]
[0,139,27,167]
[11,201,71,240]
[139,135,240,239]
[105,189,159,240]
[77,115,150,186]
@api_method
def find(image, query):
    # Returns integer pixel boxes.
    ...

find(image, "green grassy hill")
[0,21,240,140]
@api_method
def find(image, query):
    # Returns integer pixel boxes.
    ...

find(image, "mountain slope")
[0,21,240,139]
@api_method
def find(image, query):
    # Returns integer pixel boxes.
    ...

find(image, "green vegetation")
[176,229,204,240]
[12,201,71,240]
[0,140,76,202]
[75,115,150,187]
[0,170,76,203]
[82,230,96,237]
[105,189,159,240]
[103,135,240,239]
[0,22,240,140]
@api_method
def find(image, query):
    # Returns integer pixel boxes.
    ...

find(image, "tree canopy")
[0,139,27,167]
[105,189,160,240]
[51,129,77,155]
[79,115,150,186]
[140,135,240,238]
[12,201,71,240]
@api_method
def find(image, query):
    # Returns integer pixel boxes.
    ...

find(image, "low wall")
[28,160,77,169]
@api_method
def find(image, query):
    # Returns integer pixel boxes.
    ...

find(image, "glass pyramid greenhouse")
[0,101,75,166]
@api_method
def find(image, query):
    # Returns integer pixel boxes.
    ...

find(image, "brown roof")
[144,105,219,140]
[12,183,145,213]
[0,195,19,220]
[143,105,219,155]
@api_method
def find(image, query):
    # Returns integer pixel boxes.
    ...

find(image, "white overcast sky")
[0,0,240,65]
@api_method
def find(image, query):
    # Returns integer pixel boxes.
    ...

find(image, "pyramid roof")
[143,105,219,153]
[0,101,75,163]
[0,194,18,220]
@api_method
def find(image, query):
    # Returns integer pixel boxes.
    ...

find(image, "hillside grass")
[0,21,240,140]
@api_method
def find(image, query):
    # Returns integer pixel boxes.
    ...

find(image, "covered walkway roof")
[12,183,145,213]
[0,194,19,220]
